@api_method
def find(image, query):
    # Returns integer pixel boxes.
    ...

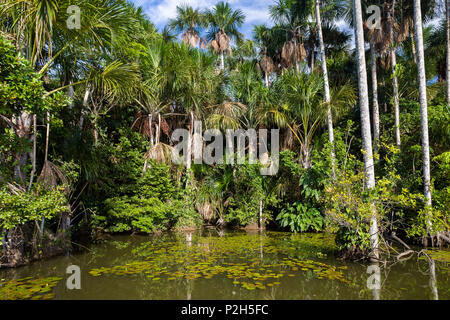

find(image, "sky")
[130,0,274,40]
[129,0,444,45]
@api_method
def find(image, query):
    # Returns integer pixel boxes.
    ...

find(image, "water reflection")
[0,230,448,300]
[428,258,439,300]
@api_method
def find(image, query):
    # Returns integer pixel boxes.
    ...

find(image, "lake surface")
[0,229,449,300]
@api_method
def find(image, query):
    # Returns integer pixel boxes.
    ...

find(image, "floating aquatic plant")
[0,277,62,300]
[88,233,350,291]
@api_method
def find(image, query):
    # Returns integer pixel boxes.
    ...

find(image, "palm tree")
[205,1,245,70]
[447,0,450,104]
[269,0,308,73]
[168,5,205,48]
[413,0,433,244]
[253,25,276,87]
[353,0,379,260]
[274,71,326,169]
[389,1,402,149]
[315,0,337,179]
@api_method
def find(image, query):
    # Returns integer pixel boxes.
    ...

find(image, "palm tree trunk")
[27,114,37,191]
[259,199,263,230]
[353,0,379,261]
[44,111,50,163]
[414,0,433,238]
[186,111,194,170]
[447,0,450,104]
[370,44,380,154]
[428,258,439,300]
[315,0,336,179]
[301,146,312,169]
[79,86,90,129]
[391,50,401,148]
[156,114,161,145]
[293,37,300,73]
[390,1,401,148]
[220,52,225,71]
[411,33,417,64]
[149,114,154,148]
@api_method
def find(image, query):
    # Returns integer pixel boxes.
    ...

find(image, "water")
[0,229,449,300]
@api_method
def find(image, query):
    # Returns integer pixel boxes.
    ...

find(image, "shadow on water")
[0,229,449,300]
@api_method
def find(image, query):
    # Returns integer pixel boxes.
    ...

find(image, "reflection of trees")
[429,259,439,300]
[1,232,449,299]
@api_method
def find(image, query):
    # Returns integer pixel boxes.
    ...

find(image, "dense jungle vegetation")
[0,0,449,268]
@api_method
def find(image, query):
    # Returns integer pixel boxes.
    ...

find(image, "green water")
[0,229,449,300]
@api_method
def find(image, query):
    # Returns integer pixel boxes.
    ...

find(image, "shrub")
[276,201,323,233]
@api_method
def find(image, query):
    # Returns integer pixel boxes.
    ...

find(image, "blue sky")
[131,0,274,40]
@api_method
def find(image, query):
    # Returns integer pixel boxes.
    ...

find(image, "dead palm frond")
[143,142,174,169]
[396,17,412,44]
[182,29,200,48]
[210,30,231,54]
[38,160,68,192]
[296,43,307,62]
[260,55,275,74]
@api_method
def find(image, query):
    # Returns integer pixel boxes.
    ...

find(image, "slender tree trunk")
[428,258,439,300]
[301,146,312,169]
[411,32,417,64]
[79,86,90,129]
[265,72,270,88]
[186,111,194,170]
[370,44,380,154]
[156,114,161,145]
[316,0,336,179]
[414,0,433,238]
[93,114,99,146]
[390,1,401,148]
[44,112,50,163]
[391,50,401,148]
[353,0,379,261]
[447,0,450,104]
[220,52,225,71]
[293,37,300,73]
[149,114,154,148]
[28,114,37,191]
[259,199,263,230]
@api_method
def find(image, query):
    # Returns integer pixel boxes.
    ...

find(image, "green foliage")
[136,162,178,202]
[225,161,265,226]
[0,187,67,232]
[323,142,427,251]
[276,202,323,233]
[99,197,178,233]
[92,158,200,234]
[0,37,45,115]
[335,226,371,252]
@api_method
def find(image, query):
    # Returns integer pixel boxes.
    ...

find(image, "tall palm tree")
[315,0,336,179]
[168,5,205,48]
[447,0,450,104]
[413,0,433,244]
[352,0,379,260]
[253,25,275,87]
[275,71,326,169]
[387,1,402,149]
[269,0,308,73]
[205,1,245,70]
